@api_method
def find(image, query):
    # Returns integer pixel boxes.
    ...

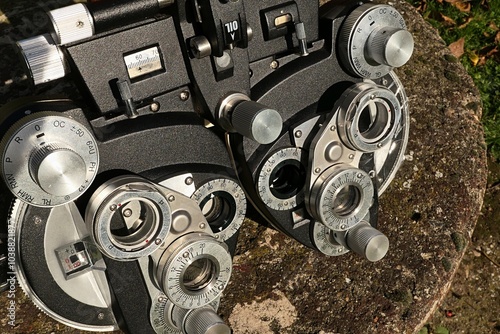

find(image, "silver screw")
[357,173,363,178]
[341,224,347,229]
[330,125,336,131]
[123,209,133,218]
[314,167,321,174]
[185,177,194,185]
[180,90,190,101]
[295,130,303,138]
[168,195,175,202]
[110,204,117,211]
[284,201,289,206]
[150,102,160,112]
[183,252,190,258]
[270,60,279,69]
[158,296,166,303]
[76,21,84,28]
[382,78,388,86]
[97,312,105,320]
[199,223,206,229]
[348,154,355,160]
[369,170,376,178]
[33,216,42,225]
[377,142,384,148]
[155,239,162,245]
[370,94,376,100]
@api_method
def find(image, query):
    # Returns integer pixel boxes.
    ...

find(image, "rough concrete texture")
[0,1,487,334]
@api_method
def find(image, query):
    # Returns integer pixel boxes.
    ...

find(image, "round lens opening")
[182,258,217,292]
[332,184,362,217]
[199,191,236,233]
[109,200,158,247]
[358,101,391,142]
[269,160,306,200]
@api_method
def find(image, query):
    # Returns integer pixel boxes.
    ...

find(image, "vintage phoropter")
[0,0,413,333]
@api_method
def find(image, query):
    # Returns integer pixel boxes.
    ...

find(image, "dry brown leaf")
[453,2,471,12]
[496,31,500,45]
[489,22,499,32]
[441,13,456,26]
[458,17,473,29]
[449,38,465,58]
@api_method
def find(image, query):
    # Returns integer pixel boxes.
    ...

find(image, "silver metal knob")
[184,307,231,334]
[17,34,67,85]
[366,27,414,68]
[345,221,389,262]
[48,3,94,45]
[231,100,283,145]
[190,36,212,59]
[170,303,231,334]
[30,145,86,196]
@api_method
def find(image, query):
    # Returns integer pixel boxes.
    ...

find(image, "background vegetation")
[409,0,500,157]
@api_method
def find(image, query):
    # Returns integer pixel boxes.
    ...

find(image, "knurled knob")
[365,26,414,68]
[183,307,231,334]
[48,3,94,45]
[17,34,67,85]
[29,144,87,196]
[345,221,389,262]
[231,101,283,145]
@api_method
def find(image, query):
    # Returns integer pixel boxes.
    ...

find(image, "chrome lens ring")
[338,83,401,152]
[191,178,246,241]
[256,147,307,211]
[310,165,374,231]
[86,176,171,260]
[157,233,232,309]
[312,222,350,256]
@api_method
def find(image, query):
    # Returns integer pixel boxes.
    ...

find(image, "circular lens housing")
[191,178,246,241]
[257,147,307,211]
[157,233,232,309]
[309,165,374,231]
[86,176,171,260]
[338,83,401,152]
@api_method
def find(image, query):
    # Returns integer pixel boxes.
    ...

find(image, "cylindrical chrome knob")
[190,36,212,59]
[366,27,414,68]
[231,101,283,145]
[172,306,231,334]
[48,3,94,45]
[30,145,86,196]
[17,34,67,85]
[345,221,389,262]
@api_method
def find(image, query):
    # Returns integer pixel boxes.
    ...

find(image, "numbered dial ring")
[257,147,307,211]
[309,166,374,231]
[339,3,413,78]
[312,222,349,256]
[191,178,246,241]
[1,113,99,207]
[157,233,232,309]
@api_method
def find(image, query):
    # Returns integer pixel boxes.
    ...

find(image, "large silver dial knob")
[218,93,283,145]
[1,113,99,207]
[17,34,68,85]
[29,144,86,196]
[339,3,414,79]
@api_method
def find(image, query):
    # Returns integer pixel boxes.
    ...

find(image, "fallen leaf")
[496,31,500,45]
[489,21,499,32]
[458,17,473,29]
[454,1,471,12]
[449,37,465,58]
[469,51,480,66]
[440,13,456,26]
